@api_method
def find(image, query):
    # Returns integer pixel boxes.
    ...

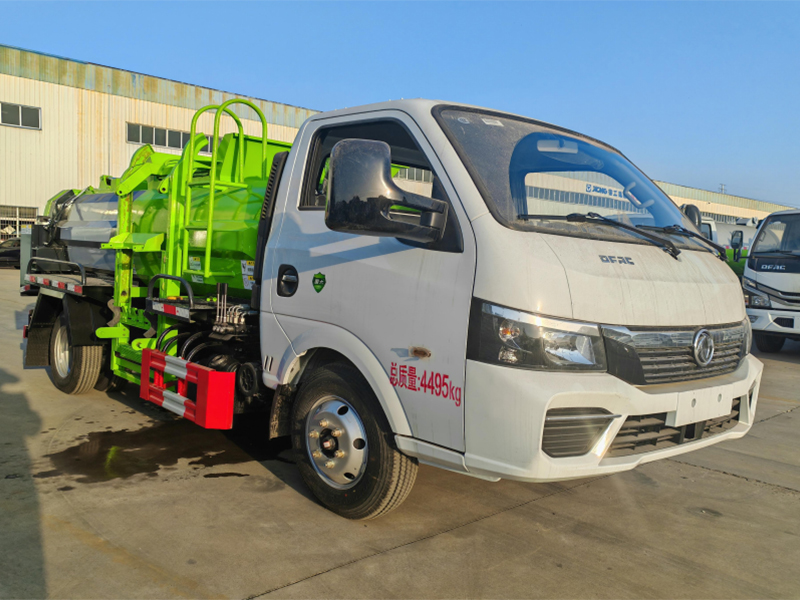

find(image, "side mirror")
[681,204,702,229]
[731,230,744,262]
[731,230,743,250]
[325,139,448,243]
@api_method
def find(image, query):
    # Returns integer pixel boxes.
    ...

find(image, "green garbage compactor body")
[131,183,270,299]
[45,134,292,300]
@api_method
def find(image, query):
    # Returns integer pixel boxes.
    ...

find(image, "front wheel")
[49,313,103,394]
[291,363,418,520]
[754,332,785,353]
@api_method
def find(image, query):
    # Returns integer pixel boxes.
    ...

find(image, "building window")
[126,122,214,154]
[0,205,37,240]
[396,166,433,183]
[1,102,41,130]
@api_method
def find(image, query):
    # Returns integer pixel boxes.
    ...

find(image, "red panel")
[192,364,235,429]
[139,348,234,430]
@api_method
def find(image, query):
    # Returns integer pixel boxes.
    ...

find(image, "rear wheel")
[291,363,418,520]
[754,332,785,353]
[49,314,102,394]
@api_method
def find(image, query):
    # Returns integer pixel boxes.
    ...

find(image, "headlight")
[742,279,770,308]
[469,300,607,371]
[744,291,771,308]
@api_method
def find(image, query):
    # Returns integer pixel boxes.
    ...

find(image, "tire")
[93,346,126,393]
[48,313,103,394]
[754,332,785,353]
[291,363,418,520]
[94,370,126,393]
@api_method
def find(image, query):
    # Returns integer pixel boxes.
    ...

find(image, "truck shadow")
[44,382,314,502]
[0,367,47,599]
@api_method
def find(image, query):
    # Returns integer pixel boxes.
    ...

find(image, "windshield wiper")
[518,212,680,259]
[645,224,727,261]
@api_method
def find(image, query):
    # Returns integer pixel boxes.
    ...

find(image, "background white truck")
[743,209,800,352]
[23,99,762,519]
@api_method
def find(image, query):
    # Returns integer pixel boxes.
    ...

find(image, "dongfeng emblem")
[312,272,326,293]
[692,329,714,367]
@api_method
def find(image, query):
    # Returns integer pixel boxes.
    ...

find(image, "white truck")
[24,99,762,519]
[743,209,800,352]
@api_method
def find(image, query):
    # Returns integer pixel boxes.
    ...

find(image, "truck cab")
[743,209,800,352]
[260,100,761,496]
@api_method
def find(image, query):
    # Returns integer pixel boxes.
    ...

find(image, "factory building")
[0,44,793,239]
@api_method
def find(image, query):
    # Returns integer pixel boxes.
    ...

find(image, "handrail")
[189,99,269,278]
[181,104,245,278]
[26,257,87,286]
[147,274,195,309]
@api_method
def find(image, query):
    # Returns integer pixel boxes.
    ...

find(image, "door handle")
[277,264,299,297]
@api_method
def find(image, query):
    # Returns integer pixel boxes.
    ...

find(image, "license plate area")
[666,386,733,427]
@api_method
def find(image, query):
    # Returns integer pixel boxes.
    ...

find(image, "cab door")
[269,112,476,452]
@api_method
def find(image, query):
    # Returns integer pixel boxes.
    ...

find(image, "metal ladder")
[179,99,269,280]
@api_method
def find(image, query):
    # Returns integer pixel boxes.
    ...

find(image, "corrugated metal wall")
[0,45,316,128]
[0,73,302,211]
[654,181,789,216]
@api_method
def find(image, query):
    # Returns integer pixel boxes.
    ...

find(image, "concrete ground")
[1,267,798,600]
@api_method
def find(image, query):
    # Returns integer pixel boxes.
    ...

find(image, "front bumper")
[463,354,763,482]
[747,307,800,338]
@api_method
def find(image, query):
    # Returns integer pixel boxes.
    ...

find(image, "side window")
[299,119,463,252]
[301,120,440,210]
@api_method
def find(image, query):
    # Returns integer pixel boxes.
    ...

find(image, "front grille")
[606,397,741,457]
[603,322,746,385]
[637,340,742,384]
[774,317,794,328]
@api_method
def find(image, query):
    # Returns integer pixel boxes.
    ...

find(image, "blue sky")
[4,2,800,205]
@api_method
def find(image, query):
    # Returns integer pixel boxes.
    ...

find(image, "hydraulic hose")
[179,330,209,359]
[162,332,191,356]
[156,324,180,352]
[186,342,224,364]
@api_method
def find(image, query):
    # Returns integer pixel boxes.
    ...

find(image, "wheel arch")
[25,292,63,367]
[273,325,413,437]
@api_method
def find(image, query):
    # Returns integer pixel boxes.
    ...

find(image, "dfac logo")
[692,329,715,367]
[761,264,786,270]
[600,255,635,265]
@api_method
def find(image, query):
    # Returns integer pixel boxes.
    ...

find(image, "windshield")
[752,213,800,254]
[435,107,703,248]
